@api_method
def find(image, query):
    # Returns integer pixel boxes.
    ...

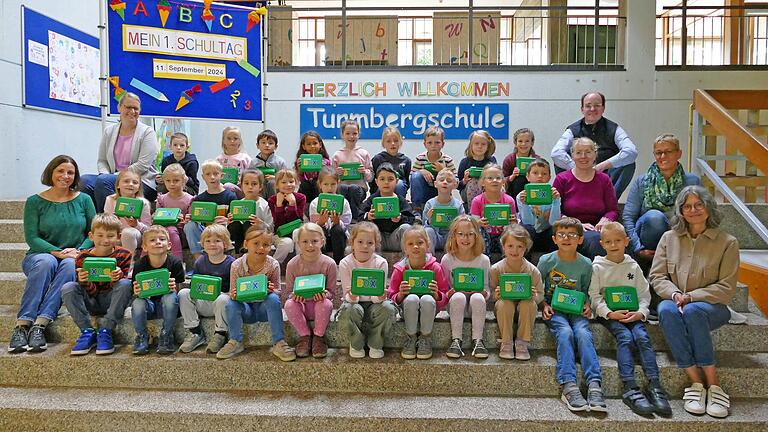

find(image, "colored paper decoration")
[130,77,168,102]
[237,58,261,78]
[175,84,201,111]
[209,78,235,94]
[156,0,171,27]
[108,76,126,102]
[202,0,215,32]
[110,0,126,21]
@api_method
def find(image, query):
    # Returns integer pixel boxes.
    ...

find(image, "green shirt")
[537,251,593,303]
[24,193,95,254]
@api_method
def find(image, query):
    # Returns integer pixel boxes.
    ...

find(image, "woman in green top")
[9,155,95,354]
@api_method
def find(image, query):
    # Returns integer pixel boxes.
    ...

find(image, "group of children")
[57,121,674,416]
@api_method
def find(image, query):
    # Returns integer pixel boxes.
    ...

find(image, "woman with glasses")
[80,92,159,212]
[622,134,700,265]
[552,137,618,259]
[649,185,738,418]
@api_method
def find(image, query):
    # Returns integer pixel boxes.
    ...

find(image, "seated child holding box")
[248,129,288,199]
[104,168,151,255]
[155,163,193,260]
[470,163,518,256]
[131,225,185,356]
[178,224,235,354]
[362,163,416,252]
[217,126,251,198]
[338,222,397,359]
[269,169,306,265]
[589,222,671,416]
[220,222,295,361]
[61,213,133,356]
[537,217,606,413]
[227,169,273,253]
[284,223,338,359]
[423,168,464,253]
[516,158,561,257]
[157,132,199,196]
[309,167,352,264]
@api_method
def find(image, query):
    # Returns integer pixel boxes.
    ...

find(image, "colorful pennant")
[109,0,126,21]
[157,0,171,28]
[108,76,126,103]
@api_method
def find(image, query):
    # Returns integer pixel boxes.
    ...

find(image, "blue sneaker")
[71,328,96,356]
[95,328,114,355]
[133,332,149,355]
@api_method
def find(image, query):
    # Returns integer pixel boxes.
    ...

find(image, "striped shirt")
[75,247,133,296]
[412,151,456,173]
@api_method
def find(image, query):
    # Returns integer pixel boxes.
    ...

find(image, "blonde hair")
[221,126,242,152]
[115,168,143,198]
[201,159,223,174]
[465,130,496,159]
[200,224,232,246]
[654,133,680,151]
[348,222,382,249]
[162,163,186,178]
[480,163,503,180]
[500,224,532,253]
[296,222,324,242]
[275,168,298,184]
[572,137,598,153]
[142,225,170,245]
[444,215,485,257]
[244,221,272,242]
[435,168,457,184]
[381,126,403,146]
[424,126,445,142]
[90,213,121,234]
[400,225,431,253]
[599,221,627,239]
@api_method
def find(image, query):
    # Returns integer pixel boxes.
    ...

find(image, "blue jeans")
[81,173,157,213]
[131,292,179,335]
[545,312,602,385]
[578,230,605,260]
[425,227,448,254]
[481,228,503,256]
[658,300,730,368]
[183,222,205,254]
[607,163,636,199]
[225,293,284,344]
[635,209,669,251]
[61,279,133,331]
[409,171,437,209]
[599,318,660,382]
[395,179,408,200]
[19,253,74,322]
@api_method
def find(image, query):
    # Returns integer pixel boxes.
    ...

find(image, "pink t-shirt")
[113,134,133,171]
[470,192,516,236]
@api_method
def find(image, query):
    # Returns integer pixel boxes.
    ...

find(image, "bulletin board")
[106,0,264,121]
[21,6,101,119]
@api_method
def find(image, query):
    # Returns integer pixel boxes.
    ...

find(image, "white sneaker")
[728,306,747,325]
[349,345,365,358]
[368,347,385,359]
[706,385,730,418]
[683,382,707,415]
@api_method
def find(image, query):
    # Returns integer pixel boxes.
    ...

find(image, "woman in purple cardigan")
[552,137,619,259]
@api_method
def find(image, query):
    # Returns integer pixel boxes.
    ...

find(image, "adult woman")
[552,137,618,259]
[623,134,700,261]
[81,92,159,212]
[650,186,738,418]
[9,155,95,353]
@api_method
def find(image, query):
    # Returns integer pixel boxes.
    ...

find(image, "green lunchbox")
[235,274,268,302]
[453,267,484,292]
[189,274,222,301]
[404,269,434,296]
[317,193,345,214]
[373,196,400,219]
[351,268,385,297]
[222,167,239,184]
[276,219,302,237]
[230,199,256,221]
[423,162,438,175]
[257,166,276,176]
[551,287,586,315]
[525,183,553,205]
[604,286,640,311]
[114,197,144,219]
[516,157,535,174]
[299,154,323,172]
[432,206,458,228]
[468,167,484,178]
[484,203,512,226]
[499,273,532,300]
[135,269,171,299]
[340,162,363,181]
[82,257,117,283]
[190,201,217,223]
[152,208,181,226]
[294,274,326,299]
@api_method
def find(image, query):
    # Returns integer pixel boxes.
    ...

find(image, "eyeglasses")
[122,106,140,112]
[455,231,477,238]
[555,232,580,240]
[681,202,705,212]
[583,104,603,110]
[653,150,678,158]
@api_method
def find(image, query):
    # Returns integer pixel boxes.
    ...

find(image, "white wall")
[2,0,767,199]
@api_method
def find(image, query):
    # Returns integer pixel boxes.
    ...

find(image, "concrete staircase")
[1,200,767,430]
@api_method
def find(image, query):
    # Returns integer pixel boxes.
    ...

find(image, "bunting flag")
[108,76,126,102]
[109,0,126,21]
[202,0,215,32]
[156,0,171,27]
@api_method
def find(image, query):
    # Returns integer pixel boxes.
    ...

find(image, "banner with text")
[107,0,262,120]
[300,103,509,140]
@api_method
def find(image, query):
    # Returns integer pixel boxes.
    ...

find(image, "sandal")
[683,383,706,415]
[706,385,730,418]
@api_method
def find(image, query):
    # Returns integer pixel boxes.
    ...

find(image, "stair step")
[0,273,24,305]
[0,387,766,430]
[0,221,24,244]
[1,344,767,398]
[0,305,765,352]
[0,245,27,273]
[0,201,24,220]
